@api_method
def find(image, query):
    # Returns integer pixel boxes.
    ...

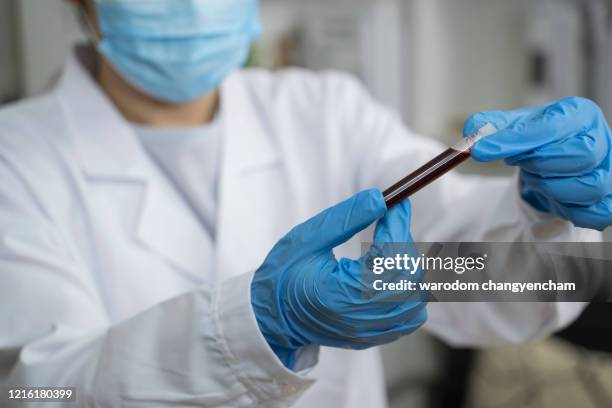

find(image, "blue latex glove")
[251,190,427,369]
[464,97,612,231]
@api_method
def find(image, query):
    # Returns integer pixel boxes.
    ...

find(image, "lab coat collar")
[56,47,144,179]
[55,47,279,179]
[216,70,282,277]
[54,47,281,282]
[219,72,280,174]
[54,47,215,282]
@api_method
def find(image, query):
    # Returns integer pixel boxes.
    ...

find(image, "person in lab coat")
[1,0,610,407]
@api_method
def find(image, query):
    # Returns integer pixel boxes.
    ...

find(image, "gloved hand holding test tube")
[384,124,497,208]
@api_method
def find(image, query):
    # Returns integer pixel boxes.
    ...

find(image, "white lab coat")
[0,49,597,407]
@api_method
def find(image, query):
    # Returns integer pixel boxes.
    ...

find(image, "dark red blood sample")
[383,148,471,208]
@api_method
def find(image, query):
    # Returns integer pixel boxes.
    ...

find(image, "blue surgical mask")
[92,0,261,104]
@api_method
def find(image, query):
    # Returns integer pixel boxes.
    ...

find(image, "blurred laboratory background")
[0,0,611,407]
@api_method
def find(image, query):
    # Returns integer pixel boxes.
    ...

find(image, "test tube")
[383,124,497,208]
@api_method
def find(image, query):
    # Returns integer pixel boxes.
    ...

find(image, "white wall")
[16,0,85,96]
[0,0,19,102]
[408,0,529,144]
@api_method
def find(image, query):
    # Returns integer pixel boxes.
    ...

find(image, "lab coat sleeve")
[0,156,315,406]
[329,73,600,346]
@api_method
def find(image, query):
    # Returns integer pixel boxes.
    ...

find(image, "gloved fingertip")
[470,142,499,162]
[374,198,413,243]
[362,188,388,219]
[472,127,535,162]
[463,114,488,138]
[396,199,412,225]
[463,111,507,138]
